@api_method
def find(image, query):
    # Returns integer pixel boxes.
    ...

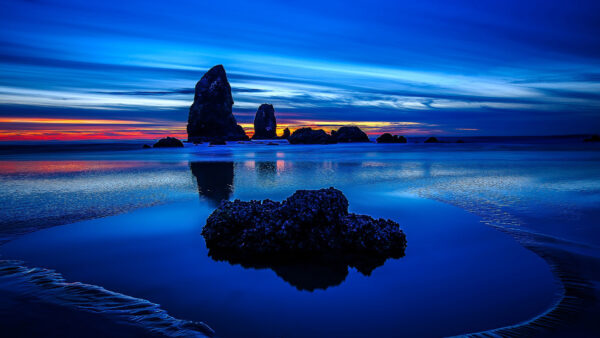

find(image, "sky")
[1,0,599,140]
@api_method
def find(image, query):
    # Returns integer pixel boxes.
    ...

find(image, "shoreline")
[1,194,563,337]
[419,193,599,336]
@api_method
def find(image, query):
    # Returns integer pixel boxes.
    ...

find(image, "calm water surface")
[1,141,599,337]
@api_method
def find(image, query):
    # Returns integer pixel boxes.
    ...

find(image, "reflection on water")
[189,162,234,207]
[208,249,403,291]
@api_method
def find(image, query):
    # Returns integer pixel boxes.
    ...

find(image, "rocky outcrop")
[424,137,439,143]
[376,133,407,143]
[202,187,406,258]
[153,137,184,148]
[288,128,337,144]
[252,104,277,139]
[280,127,291,139]
[332,126,369,143]
[187,65,249,142]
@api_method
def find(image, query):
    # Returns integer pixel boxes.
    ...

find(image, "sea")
[0,135,598,337]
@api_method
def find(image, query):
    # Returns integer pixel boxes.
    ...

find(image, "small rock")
[424,137,439,143]
[376,133,407,143]
[288,128,337,144]
[153,137,184,148]
[332,126,370,143]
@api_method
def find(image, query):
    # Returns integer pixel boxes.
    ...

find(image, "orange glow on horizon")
[0,117,444,141]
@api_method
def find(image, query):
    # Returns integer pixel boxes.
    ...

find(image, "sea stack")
[187,65,249,142]
[332,126,369,142]
[252,104,277,139]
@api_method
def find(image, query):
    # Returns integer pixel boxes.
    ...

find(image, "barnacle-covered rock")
[203,188,405,261]
[202,187,406,290]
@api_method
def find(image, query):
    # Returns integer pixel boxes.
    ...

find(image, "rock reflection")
[207,250,400,291]
[189,162,234,206]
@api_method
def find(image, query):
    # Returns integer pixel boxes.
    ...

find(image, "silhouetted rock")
[153,137,184,148]
[202,187,406,259]
[376,133,407,143]
[209,140,226,146]
[456,139,465,143]
[280,127,291,139]
[288,128,337,144]
[252,104,277,139]
[142,144,151,149]
[424,137,439,143]
[333,126,369,143]
[187,65,249,142]
[584,134,600,142]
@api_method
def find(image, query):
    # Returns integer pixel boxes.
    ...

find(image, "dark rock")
[456,139,465,143]
[333,126,369,143]
[280,127,291,139]
[142,144,151,149]
[252,104,277,139]
[376,133,407,143]
[186,65,249,142]
[153,137,184,148]
[424,137,439,143]
[584,134,600,142]
[288,128,337,144]
[202,187,406,272]
[209,140,226,146]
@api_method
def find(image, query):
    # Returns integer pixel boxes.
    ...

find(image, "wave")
[0,259,214,337]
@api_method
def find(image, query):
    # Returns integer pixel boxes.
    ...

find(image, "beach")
[1,138,599,336]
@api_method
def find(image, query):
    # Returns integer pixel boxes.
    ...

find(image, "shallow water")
[1,140,599,336]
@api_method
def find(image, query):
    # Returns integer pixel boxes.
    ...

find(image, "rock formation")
[332,126,370,143]
[424,136,439,143]
[288,128,337,144]
[187,65,249,142]
[376,133,407,143]
[252,104,277,139]
[202,187,406,259]
[280,127,291,139]
[153,137,184,148]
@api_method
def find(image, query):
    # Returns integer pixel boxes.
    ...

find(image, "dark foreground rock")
[252,104,277,139]
[187,65,249,142]
[288,128,337,144]
[153,137,184,148]
[584,134,600,142]
[376,133,407,143]
[202,188,406,290]
[424,137,439,143]
[332,126,369,142]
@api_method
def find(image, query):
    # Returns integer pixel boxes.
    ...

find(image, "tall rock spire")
[252,103,277,139]
[187,65,249,142]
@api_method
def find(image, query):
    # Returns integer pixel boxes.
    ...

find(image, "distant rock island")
[377,133,407,143]
[252,104,277,139]
[153,137,184,148]
[187,65,249,142]
[175,65,440,145]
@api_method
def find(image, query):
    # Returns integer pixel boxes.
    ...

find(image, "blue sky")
[1,0,599,139]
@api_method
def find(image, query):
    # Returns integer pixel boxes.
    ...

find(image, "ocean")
[0,136,599,337]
